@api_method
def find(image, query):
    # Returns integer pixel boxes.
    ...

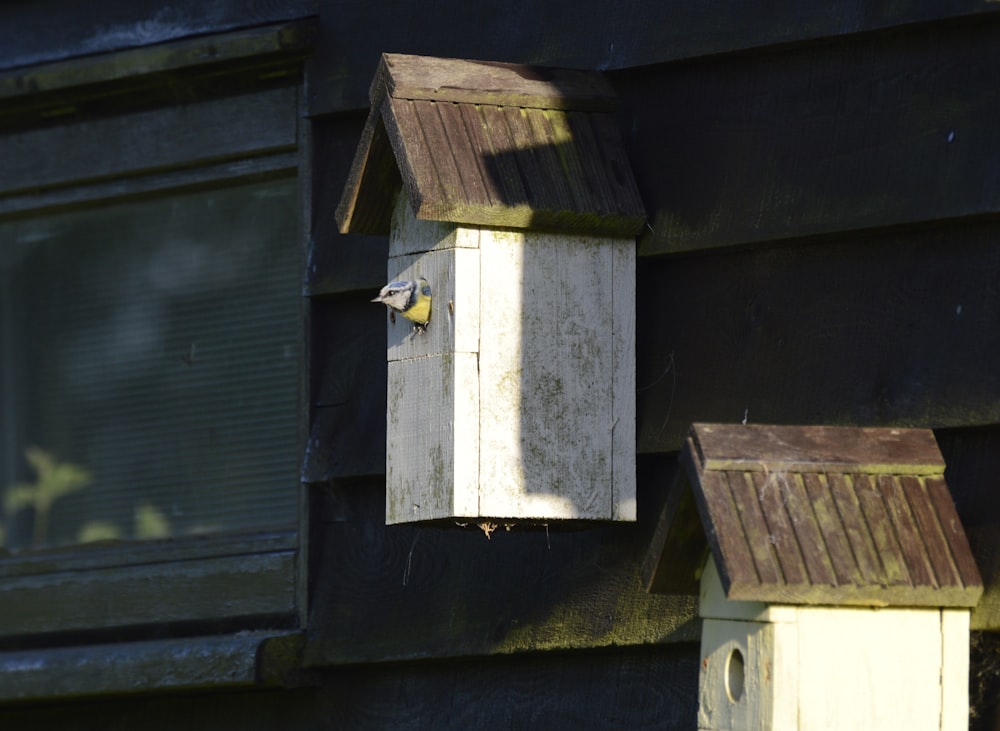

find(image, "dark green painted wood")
[0,632,303,701]
[635,219,1000,454]
[0,546,298,640]
[304,456,699,667]
[617,17,1000,255]
[0,86,297,198]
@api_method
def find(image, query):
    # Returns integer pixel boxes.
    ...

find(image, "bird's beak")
[370,296,382,303]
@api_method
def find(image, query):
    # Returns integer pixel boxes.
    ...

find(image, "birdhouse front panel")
[382,193,635,524]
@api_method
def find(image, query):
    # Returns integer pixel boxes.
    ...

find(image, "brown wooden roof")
[335,53,646,237]
[644,423,983,608]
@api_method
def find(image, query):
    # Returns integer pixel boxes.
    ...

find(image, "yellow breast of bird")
[401,292,431,324]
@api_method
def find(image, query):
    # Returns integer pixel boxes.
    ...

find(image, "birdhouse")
[335,53,645,525]
[644,423,984,731]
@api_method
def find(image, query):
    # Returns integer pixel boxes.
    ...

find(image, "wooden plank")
[409,100,472,215]
[436,101,491,209]
[585,111,648,219]
[302,298,388,483]
[691,423,944,475]
[689,467,760,592]
[0,531,296,578]
[499,106,565,213]
[0,20,314,104]
[305,475,700,666]
[522,108,578,212]
[477,229,625,520]
[925,476,984,591]
[611,238,637,521]
[781,473,839,586]
[749,471,810,587]
[0,0,316,72]
[386,353,480,523]
[722,471,782,586]
[796,608,945,729]
[621,19,1000,255]
[940,610,971,729]
[852,473,911,587]
[473,104,531,208]
[309,0,1000,114]
[0,632,300,701]
[899,475,962,588]
[0,85,297,195]
[636,222,1000,453]
[378,53,618,111]
[0,152,296,218]
[0,642,698,729]
[0,550,297,637]
[826,473,884,586]
[381,96,443,220]
[804,473,861,587]
[877,474,936,588]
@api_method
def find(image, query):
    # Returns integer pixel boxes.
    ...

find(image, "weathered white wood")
[940,609,970,731]
[611,239,637,520]
[698,618,799,731]
[386,354,480,523]
[478,229,615,519]
[698,557,973,730]
[388,192,480,257]
[699,558,797,624]
[383,193,636,523]
[796,607,943,731]
[383,248,481,360]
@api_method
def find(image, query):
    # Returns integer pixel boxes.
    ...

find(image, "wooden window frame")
[0,22,314,697]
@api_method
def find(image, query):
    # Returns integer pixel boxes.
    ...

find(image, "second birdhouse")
[336,53,645,525]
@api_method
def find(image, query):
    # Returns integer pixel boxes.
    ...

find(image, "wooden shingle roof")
[335,53,646,237]
[644,423,983,608]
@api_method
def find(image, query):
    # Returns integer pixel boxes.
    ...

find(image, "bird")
[371,276,432,332]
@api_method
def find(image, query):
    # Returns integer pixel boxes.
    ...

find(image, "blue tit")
[371,276,432,331]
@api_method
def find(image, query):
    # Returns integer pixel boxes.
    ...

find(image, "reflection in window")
[0,178,301,550]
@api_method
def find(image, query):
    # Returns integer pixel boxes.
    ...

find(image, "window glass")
[0,178,300,551]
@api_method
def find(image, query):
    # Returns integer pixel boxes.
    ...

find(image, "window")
[0,24,310,648]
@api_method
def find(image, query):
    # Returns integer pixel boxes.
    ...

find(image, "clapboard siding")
[304,463,698,666]
[635,218,1000,453]
[0,0,317,71]
[616,15,1000,255]
[306,0,1000,114]
[0,644,700,730]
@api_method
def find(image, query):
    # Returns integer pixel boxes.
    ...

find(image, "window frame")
[0,22,313,678]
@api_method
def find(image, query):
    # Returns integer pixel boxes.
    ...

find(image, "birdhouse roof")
[644,423,983,608]
[335,53,646,237]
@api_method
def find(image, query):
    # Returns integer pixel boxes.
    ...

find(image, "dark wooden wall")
[3,0,1000,728]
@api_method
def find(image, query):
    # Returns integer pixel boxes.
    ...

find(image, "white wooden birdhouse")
[645,423,984,731]
[335,53,645,525]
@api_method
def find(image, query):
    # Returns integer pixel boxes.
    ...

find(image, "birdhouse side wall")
[383,194,636,523]
[477,228,636,520]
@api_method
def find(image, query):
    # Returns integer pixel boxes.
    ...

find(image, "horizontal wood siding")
[635,219,1000,453]
[617,17,1000,255]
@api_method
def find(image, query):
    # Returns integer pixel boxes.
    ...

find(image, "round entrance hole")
[725,647,745,703]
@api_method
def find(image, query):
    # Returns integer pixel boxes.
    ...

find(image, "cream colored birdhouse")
[645,423,984,731]
[336,53,645,525]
